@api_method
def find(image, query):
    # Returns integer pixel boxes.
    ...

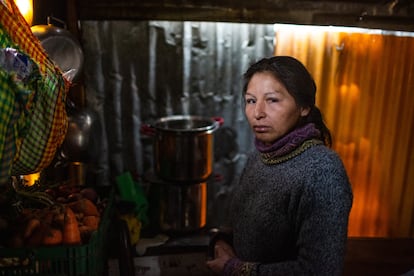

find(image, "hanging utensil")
[59,100,101,163]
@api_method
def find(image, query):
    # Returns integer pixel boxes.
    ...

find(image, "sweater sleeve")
[292,158,352,275]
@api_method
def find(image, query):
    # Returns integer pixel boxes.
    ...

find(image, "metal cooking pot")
[31,17,84,82]
[148,115,222,183]
[60,103,101,163]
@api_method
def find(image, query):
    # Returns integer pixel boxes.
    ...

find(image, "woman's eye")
[245,98,255,104]
[267,98,279,103]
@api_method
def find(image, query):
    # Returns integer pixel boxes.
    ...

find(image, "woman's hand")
[206,239,236,274]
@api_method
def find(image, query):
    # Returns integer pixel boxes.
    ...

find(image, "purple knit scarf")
[255,123,322,157]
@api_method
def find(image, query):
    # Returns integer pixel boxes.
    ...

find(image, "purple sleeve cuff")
[223,257,257,276]
[223,258,241,275]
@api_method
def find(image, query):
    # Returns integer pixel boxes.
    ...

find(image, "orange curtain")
[274,25,414,237]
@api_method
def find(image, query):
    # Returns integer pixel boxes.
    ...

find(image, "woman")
[206,56,353,275]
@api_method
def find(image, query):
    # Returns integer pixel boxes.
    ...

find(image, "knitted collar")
[255,123,323,165]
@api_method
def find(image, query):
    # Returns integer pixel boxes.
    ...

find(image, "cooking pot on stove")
[143,115,222,183]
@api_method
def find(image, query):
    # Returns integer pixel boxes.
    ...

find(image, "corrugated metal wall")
[273,24,414,237]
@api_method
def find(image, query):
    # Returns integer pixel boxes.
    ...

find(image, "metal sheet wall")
[273,24,414,237]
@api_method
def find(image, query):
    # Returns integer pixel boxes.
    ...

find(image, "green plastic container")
[0,191,114,276]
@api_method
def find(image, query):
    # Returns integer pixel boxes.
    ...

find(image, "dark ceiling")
[34,0,414,32]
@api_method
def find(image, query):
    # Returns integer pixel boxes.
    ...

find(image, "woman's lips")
[253,125,270,133]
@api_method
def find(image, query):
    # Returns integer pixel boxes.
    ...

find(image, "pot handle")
[213,116,224,127]
[140,124,155,136]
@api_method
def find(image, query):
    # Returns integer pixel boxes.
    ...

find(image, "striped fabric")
[0,0,69,185]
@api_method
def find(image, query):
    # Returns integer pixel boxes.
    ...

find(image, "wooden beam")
[75,0,414,31]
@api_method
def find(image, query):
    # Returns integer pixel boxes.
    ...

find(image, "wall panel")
[274,25,414,237]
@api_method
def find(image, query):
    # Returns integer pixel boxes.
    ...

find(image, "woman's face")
[244,71,310,145]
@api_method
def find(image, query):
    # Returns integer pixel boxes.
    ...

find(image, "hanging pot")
[59,101,101,163]
[143,115,223,183]
[31,17,84,82]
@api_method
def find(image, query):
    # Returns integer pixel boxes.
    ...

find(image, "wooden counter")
[344,238,414,276]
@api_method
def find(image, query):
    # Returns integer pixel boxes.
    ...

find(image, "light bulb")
[14,0,33,25]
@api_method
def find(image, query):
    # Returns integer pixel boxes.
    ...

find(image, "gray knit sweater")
[229,144,353,275]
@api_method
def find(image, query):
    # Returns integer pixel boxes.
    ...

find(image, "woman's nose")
[254,101,266,119]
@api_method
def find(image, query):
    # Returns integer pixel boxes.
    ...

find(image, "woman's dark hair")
[243,56,332,146]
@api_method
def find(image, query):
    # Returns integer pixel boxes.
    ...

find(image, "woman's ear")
[300,106,311,117]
